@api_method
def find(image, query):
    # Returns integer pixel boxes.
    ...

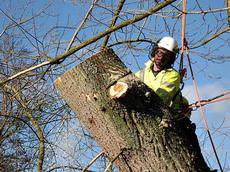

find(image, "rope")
[179,0,187,79]
[186,47,224,172]
[181,0,187,54]
[179,0,187,85]
[189,91,230,109]
[180,1,223,171]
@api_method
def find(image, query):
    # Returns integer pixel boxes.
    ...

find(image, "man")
[135,36,190,117]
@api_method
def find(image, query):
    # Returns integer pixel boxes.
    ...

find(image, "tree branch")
[0,3,51,38]
[0,60,51,87]
[81,151,104,172]
[0,8,43,46]
[0,0,176,87]
[48,166,94,172]
[66,0,99,52]
[191,27,230,49]
[101,0,126,49]
[6,84,45,172]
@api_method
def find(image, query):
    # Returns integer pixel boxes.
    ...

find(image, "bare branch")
[0,61,51,87]
[81,151,104,172]
[4,84,45,172]
[191,27,230,49]
[137,7,230,19]
[187,7,230,14]
[189,91,230,109]
[0,8,43,46]
[66,0,99,51]
[103,150,123,172]
[101,0,126,49]
[0,3,51,38]
[0,0,176,86]
[47,166,94,172]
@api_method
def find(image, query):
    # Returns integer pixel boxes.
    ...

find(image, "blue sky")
[0,0,229,171]
[41,0,230,171]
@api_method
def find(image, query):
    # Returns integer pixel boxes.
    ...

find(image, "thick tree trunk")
[55,48,212,172]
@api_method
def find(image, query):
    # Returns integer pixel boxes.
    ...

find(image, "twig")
[0,0,176,86]
[81,151,104,172]
[180,7,230,14]
[0,113,39,140]
[101,0,126,49]
[0,3,51,38]
[108,38,152,47]
[190,96,230,109]
[0,60,50,87]
[171,2,230,15]
[4,84,45,172]
[0,8,43,46]
[189,90,230,109]
[66,0,99,51]
[104,150,123,172]
[48,165,94,172]
[191,27,230,49]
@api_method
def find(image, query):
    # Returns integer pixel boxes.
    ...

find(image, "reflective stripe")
[162,82,177,89]
[156,88,173,105]
[139,69,145,82]
[156,88,169,96]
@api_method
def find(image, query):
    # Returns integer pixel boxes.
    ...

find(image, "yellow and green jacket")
[135,60,188,111]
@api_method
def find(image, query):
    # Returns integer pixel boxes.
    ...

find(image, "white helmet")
[157,36,178,53]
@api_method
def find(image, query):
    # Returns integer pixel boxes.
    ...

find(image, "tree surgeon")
[135,36,191,117]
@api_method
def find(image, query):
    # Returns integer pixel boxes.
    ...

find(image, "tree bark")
[55,48,213,172]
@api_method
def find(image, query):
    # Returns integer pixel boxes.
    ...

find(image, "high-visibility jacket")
[135,60,188,111]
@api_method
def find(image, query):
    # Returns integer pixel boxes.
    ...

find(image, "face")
[153,48,171,69]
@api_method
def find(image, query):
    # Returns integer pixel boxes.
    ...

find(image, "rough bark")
[55,48,213,172]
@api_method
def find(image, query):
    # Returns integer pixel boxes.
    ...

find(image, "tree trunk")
[55,48,212,172]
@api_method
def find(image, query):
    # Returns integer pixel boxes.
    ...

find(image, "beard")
[154,58,169,70]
